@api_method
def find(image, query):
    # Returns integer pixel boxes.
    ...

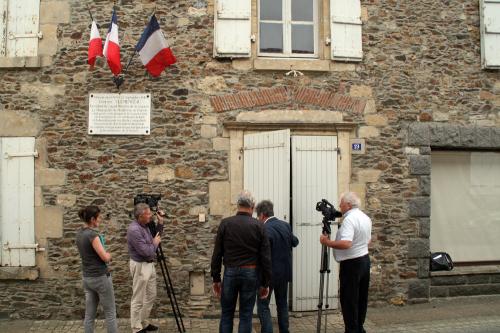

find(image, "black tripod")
[316,217,333,333]
[148,222,186,333]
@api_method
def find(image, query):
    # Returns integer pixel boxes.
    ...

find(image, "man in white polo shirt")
[320,192,372,333]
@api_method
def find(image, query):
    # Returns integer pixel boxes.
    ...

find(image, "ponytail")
[78,206,101,223]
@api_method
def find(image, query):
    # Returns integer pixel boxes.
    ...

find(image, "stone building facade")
[0,0,499,320]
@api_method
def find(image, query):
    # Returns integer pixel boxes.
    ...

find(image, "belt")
[240,264,257,269]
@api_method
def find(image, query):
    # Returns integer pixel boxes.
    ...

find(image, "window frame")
[257,0,320,58]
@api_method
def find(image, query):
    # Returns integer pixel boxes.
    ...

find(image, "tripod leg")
[323,246,331,333]
[157,246,186,332]
[316,243,329,333]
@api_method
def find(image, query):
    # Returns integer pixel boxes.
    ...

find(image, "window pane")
[260,22,283,53]
[292,0,313,22]
[291,24,314,54]
[260,0,282,21]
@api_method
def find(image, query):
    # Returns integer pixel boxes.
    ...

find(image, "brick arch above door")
[210,86,367,114]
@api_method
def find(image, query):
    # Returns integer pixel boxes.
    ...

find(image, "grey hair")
[255,200,274,218]
[341,192,361,208]
[134,203,151,219]
[237,190,255,208]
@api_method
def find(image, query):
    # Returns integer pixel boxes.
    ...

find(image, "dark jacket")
[264,217,299,285]
[211,212,272,287]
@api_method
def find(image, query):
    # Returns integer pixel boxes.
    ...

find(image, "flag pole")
[121,7,157,76]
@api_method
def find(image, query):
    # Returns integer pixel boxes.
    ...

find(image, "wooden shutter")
[0,0,7,56]
[5,0,40,57]
[243,129,290,317]
[0,137,36,267]
[480,0,500,69]
[213,0,251,58]
[291,136,339,311]
[330,0,362,61]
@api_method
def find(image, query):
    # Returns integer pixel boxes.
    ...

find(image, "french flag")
[88,20,102,68]
[135,15,176,77]
[103,9,121,75]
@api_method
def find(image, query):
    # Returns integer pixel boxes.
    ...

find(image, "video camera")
[316,199,342,222]
[134,194,162,213]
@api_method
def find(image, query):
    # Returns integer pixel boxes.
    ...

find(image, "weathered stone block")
[417,258,430,278]
[237,110,343,123]
[40,1,70,24]
[356,169,382,183]
[418,218,430,238]
[459,126,475,147]
[35,187,43,207]
[198,76,227,94]
[430,286,449,297]
[419,176,430,196]
[350,85,373,97]
[365,114,388,126]
[0,111,42,136]
[56,194,77,207]
[148,165,175,183]
[430,124,460,147]
[201,125,217,138]
[0,56,40,67]
[475,127,492,148]
[409,155,430,175]
[408,123,430,146]
[409,197,430,217]
[358,126,380,138]
[467,274,491,285]
[408,279,430,299]
[212,138,229,151]
[408,239,429,258]
[35,169,67,186]
[38,24,58,56]
[189,206,208,216]
[209,182,230,216]
[202,116,218,125]
[190,271,205,296]
[232,59,253,71]
[491,127,500,147]
[35,206,63,238]
[431,275,467,286]
[0,267,39,280]
[363,99,376,114]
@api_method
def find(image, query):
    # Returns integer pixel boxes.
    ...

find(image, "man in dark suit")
[255,200,299,333]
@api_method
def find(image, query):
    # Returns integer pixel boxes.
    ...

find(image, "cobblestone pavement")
[1,295,499,332]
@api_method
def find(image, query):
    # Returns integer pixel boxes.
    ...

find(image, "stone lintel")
[0,267,39,280]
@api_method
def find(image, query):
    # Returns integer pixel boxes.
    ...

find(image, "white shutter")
[0,0,7,56]
[6,0,40,57]
[480,0,500,69]
[243,129,291,317]
[213,0,251,58]
[291,136,339,311]
[330,0,362,61]
[0,137,36,267]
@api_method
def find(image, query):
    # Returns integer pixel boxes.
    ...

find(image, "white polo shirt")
[333,208,372,262]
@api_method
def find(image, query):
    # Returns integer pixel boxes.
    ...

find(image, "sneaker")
[144,324,159,331]
[135,329,147,333]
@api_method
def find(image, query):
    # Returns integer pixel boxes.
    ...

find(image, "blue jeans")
[83,274,118,333]
[220,267,258,333]
[257,282,290,333]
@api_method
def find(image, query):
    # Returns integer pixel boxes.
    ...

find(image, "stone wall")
[0,0,499,319]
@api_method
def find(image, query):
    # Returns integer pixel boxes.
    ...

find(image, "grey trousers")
[83,274,118,333]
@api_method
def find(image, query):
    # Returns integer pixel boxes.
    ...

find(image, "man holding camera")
[319,192,372,333]
[127,203,164,333]
[211,190,272,333]
[255,200,299,333]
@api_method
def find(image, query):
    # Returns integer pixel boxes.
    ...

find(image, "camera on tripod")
[134,194,165,216]
[316,199,342,222]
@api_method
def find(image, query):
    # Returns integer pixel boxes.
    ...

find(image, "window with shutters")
[213,0,363,68]
[479,0,500,69]
[0,0,41,59]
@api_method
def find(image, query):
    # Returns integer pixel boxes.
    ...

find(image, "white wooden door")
[244,129,291,317]
[291,136,339,311]
[0,137,36,267]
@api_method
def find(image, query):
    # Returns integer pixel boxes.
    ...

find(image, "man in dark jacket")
[255,200,299,333]
[211,190,272,333]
